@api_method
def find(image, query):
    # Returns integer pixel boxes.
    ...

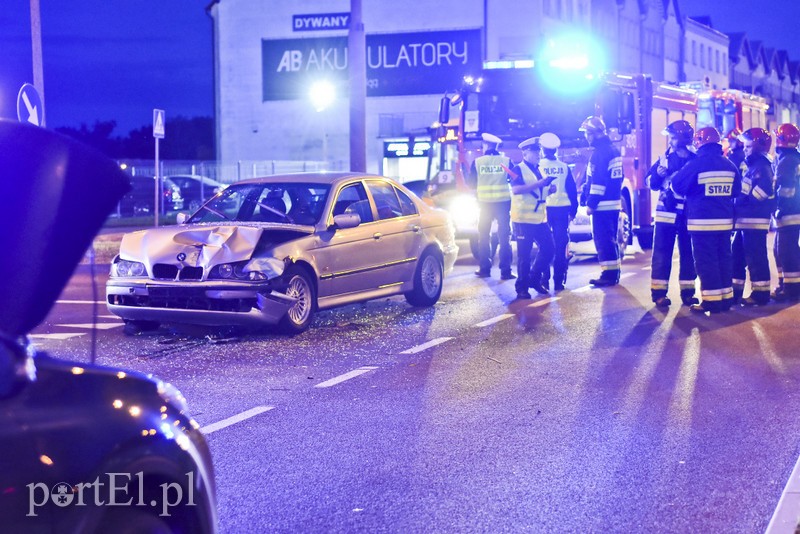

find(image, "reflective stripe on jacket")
[475,155,511,202]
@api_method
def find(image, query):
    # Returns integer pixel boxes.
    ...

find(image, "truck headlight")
[449,194,480,231]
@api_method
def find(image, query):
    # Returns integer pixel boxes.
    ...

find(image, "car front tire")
[278,266,316,334]
[405,249,444,307]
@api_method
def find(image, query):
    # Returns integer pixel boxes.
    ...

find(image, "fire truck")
[693,87,769,136]
[426,61,702,254]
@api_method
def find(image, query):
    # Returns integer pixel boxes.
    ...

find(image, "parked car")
[0,120,217,532]
[117,175,184,216]
[167,174,225,212]
[107,173,459,334]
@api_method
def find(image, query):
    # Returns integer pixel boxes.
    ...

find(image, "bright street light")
[309,80,336,112]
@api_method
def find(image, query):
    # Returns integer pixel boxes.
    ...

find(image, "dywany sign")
[292,13,350,32]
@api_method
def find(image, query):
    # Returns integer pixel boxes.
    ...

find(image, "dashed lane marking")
[620,272,636,280]
[201,406,274,434]
[642,266,652,271]
[57,323,124,330]
[474,314,514,327]
[527,296,561,308]
[314,366,379,388]
[29,333,86,340]
[766,452,800,534]
[400,337,454,354]
[55,300,106,305]
[572,285,593,293]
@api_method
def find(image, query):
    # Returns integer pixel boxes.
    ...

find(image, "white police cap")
[539,132,561,149]
[481,132,502,144]
[518,137,540,150]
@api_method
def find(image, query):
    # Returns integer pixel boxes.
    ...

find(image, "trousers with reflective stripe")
[592,210,620,280]
[650,217,696,300]
[690,231,734,312]
[732,229,770,298]
[775,225,800,293]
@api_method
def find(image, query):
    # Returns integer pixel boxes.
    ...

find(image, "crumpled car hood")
[119,224,314,268]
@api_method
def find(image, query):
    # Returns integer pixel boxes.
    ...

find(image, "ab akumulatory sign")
[261,29,482,100]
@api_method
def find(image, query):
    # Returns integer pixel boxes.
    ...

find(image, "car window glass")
[333,183,373,223]
[189,183,330,224]
[396,187,418,216]
[368,181,403,220]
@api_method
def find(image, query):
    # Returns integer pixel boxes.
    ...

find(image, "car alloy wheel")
[405,249,444,307]
[421,254,442,298]
[286,274,312,326]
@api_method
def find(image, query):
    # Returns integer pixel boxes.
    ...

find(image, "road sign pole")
[152,109,165,227]
[154,138,160,227]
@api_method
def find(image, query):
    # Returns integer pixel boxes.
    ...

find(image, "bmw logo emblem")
[177,253,186,262]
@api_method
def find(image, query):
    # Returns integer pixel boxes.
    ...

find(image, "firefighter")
[647,120,698,308]
[579,116,624,286]
[732,128,776,306]
[539,132,578,291]
[469,132,514,279]
[671,127,741,314]
[509,137,555,298]
[772,123,800,302]
[726,129,746,173]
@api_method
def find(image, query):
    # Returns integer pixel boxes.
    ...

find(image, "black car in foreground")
[0,120,217,533]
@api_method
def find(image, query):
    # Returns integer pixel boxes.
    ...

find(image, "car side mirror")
[176,212,189,224]
[332,213,361,230]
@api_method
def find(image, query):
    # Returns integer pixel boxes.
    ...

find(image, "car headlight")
[209,261,270,281]
[113,259,146,277]
[449,194,480,231]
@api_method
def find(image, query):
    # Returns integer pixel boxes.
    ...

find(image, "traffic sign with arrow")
[17,84,43,127]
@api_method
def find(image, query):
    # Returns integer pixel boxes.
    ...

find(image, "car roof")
[232,172,393,186]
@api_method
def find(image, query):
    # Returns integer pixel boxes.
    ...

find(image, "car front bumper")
[106,279,295,326]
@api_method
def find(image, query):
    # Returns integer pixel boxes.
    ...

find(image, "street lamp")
[309,81,336,167]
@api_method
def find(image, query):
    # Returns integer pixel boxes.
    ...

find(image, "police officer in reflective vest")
[470,133,514,279]
[509,137,555,298]
[671,127,741,314]
[647,120,698,308]
[726,128,746,173]
[579,116,624,286]
[772,123,800,302]
[732,128,776,306]
[538,132,578,291]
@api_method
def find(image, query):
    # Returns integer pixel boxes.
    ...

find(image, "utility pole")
[29,0,45,126]
[348,0,366,172]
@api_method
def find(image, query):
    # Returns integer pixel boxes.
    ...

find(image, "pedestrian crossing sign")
[153,109,165,139]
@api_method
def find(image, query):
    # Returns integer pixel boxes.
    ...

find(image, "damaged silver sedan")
[107,173,458,334]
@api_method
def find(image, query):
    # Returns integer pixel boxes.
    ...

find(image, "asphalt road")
[31,243,800,532]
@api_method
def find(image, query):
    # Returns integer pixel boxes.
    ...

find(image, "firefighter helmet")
[578,116,606,134]
[726,128,742,141]
[738,127,772,153]
[693,127,721,149]
[662,120,694,144]
[774,123,800,149]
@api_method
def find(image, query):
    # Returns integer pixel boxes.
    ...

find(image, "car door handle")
[373,232,382,240]
[411,225,421,233]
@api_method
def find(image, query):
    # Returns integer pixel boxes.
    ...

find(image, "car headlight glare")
[115,259,146,277]
[449,195,480,231]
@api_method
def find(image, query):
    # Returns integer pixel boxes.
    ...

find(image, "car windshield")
[188,182,330,225]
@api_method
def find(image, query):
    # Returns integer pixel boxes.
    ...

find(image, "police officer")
[772,123,800,302]
[726,129,746,172]
[539,132,578,291]
[470,133,514,279]
[509,137,555,298]
[671,127,741,314]
[732,128,776,306]
[647,120,698,308]
[579,116,624,286]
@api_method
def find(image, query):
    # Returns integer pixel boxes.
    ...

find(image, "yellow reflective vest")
[475,154,512,202]
[511,163,547,224]
[539,159,571,207]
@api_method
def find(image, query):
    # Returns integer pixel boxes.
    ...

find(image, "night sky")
[1,1,799,134]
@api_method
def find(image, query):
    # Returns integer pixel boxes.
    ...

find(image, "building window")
[543,0,551,16]
[709,48,712,71]
[716,50,720,73]
[723,53,728,75]
[700,43,705,68]
[692,41,697,65]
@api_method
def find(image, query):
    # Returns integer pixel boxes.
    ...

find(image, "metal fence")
[119,159,348,184]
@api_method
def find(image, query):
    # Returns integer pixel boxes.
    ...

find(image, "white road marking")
[400,337,454,354]
[98,315,119,319]
[57,323,124,330]
[766,453,800,534]
[620,272,636,280]
[572,285,593,293]
[527,296,561,308]
[314,366,379,388]
[55,300,106,304]
[29,333,86,340]
[474,314,514,327]
[642,266,652,271]
[201,406,274,434]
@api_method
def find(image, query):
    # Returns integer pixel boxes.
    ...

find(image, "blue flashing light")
[483,59,535,70]
[537,32,606,95]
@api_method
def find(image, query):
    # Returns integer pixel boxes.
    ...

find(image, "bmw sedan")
[107,173,459,334]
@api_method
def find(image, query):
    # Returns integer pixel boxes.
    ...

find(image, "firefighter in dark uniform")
[772,123,800,302]
[509,137,555,298]
[732,128,776,306]
[579,116,624,286]
[726,128,746,173]
[469,133,514,279]
[647,120,698,308]
[671,127,742,314]
[539,132,578,291]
